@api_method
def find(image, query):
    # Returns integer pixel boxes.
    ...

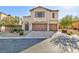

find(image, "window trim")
[35,12,45,18]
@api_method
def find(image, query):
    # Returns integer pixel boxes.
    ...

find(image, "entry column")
[22,21,25,31]
[47,22,49,31]
[29,22,32,31]
[57,24,59,31]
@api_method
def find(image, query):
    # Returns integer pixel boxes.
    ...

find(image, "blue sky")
[0,6,79,19]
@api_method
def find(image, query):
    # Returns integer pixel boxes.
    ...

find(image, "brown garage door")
[49,24,58,31]
[32,23,47,31]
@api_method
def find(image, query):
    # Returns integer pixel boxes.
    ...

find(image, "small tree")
[60,15,73,29]
[0,16,19,26]
[74,16,79,20]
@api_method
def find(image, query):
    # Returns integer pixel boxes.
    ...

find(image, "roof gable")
[0,12,9,16]
[30,6,59,12]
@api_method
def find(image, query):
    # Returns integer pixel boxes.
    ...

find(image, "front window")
[52,13,55,18]
[35,12,45,17]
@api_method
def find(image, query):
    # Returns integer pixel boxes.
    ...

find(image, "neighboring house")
[0,12,9,31]
[0,12,22,32]
[22,6,59,31]
[0,12,9,20]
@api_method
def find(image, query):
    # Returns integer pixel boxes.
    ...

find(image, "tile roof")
[30,6,59,12]
[0,12,9,16]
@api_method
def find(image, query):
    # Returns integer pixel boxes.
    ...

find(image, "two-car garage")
[25,23,58,31]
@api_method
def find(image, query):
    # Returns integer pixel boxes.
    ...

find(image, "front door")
[25,23,29,30]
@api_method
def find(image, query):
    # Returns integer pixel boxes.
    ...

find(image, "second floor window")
[35,12,45,17]
[52,13,55,18]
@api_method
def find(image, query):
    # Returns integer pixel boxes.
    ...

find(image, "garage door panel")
[32,23,47,31]
[49,24,57,31]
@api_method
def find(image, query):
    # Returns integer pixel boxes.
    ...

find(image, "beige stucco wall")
[30,7,58,22]
[0,14,7,20]
[31,8,48,21]
[23,7,58,23]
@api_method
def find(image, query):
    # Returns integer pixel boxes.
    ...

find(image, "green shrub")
[62,29,67,33]
[18,29,24,33]
[10,28,24,33]
[67,31,73,35]
[19,31,24,36]
[13,29,18,32]
[67,32,71,35]
[16,29,20,33]
[10,30,14,33]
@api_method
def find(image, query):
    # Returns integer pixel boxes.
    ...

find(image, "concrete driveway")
[21,32,79,53]
[25,31,55,38]
[21,32,63,53]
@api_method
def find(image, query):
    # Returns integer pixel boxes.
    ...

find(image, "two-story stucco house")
[22,6,59,31]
